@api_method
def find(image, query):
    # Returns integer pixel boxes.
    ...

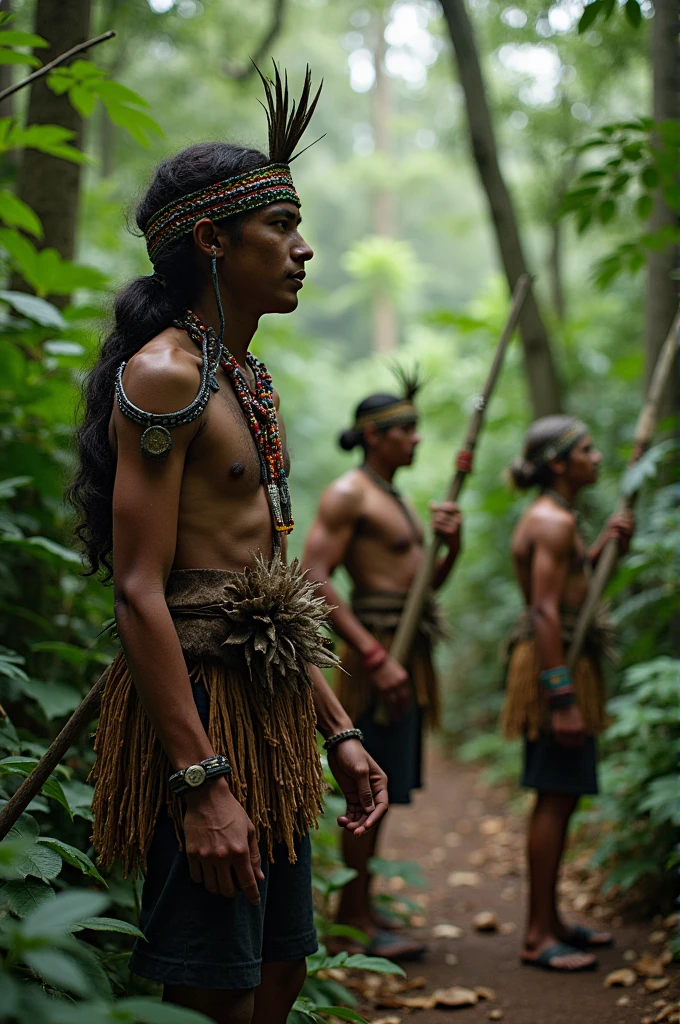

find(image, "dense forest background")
[0,1,677,1021]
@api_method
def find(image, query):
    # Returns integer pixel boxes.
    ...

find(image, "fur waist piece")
[90,556,334,877]
[351,589,448,645]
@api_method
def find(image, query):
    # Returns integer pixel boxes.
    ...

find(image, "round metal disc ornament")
[140,426,173,460]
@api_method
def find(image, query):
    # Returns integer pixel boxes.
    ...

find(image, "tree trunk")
[12,0,91,303]
[371,7,398,353]
[439,0,562,417]
[644,0,679,422]
[0,0,13,119]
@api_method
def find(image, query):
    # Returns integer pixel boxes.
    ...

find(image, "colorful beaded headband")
[143,62,321,264]
[532,421,587,466]
[354,401,418,431]
[145,163,299,262]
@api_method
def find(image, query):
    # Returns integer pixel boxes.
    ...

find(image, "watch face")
[184,764,207,788]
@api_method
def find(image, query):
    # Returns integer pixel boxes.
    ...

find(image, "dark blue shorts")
[128,682,318,991]
[522,734,598,796]
[356,700,423,805]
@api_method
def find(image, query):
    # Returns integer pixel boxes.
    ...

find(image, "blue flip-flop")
[367,929,427,961]
[522,942,599,972]
[568,925,614,949]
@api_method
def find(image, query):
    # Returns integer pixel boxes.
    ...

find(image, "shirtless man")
[69,72,387,1024]
[302,385,462,958]
[501,416,634,972]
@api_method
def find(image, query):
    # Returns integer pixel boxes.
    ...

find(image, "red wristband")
[362,641,388,672]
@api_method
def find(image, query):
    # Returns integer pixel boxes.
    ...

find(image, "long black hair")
[68,142,268,581]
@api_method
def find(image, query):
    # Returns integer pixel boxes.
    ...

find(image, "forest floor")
[337,748,679,1024]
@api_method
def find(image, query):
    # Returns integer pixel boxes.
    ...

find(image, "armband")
[362,641,388,672]
[540,665,576,710]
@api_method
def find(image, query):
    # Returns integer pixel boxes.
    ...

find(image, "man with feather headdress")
[69,67,388,1023]
[302,371,463,959]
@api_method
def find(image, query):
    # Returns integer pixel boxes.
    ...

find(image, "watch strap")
[169,754,232,796]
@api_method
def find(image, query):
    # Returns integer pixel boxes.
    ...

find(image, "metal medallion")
[140,426,173,460]
[184,764,207,788]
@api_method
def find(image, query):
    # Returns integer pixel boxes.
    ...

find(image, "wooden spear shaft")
[0,669,107,842]
[389,273,532,668]
[565,306,680,676]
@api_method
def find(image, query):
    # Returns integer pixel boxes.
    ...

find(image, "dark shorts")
[522,734,598,796]
[356,700,423,805]
[128,682,317,991]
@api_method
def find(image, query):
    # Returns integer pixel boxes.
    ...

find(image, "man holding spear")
[302,373,462,959]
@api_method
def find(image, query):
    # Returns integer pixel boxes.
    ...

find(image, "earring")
[210,244,225,347]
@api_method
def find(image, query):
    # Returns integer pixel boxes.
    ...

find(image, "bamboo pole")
[565,306,680,675]
[0,669,107,842]
[390,274,532,668]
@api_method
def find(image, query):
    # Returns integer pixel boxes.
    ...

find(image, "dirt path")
[353,747,678,1024]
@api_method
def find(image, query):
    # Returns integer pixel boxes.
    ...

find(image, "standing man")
[502,415,634,973]
[302,379,462,958]
[69,68,388,1024]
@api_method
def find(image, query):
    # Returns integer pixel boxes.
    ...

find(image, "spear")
[566,307,680,676]
[389,273,532,669]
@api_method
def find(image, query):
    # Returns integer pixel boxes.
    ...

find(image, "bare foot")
[521,935,598,971]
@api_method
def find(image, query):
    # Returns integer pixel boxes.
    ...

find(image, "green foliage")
[579,0,643,34]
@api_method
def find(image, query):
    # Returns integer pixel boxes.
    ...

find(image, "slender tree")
[439,0,562,417]
[644,0,678,420]
[12,0,91,303]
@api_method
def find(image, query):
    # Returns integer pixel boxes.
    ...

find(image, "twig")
[0,29,116,105]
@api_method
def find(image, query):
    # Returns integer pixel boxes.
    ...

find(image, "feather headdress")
[145,62,322,263]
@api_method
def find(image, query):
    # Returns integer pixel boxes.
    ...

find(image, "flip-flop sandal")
[521,942,598,972]
[367,929,427,962]
[567,925,614,949]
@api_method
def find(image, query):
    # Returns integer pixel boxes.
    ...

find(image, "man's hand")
[430,500,462,554]
[328,739,388,837]
[371,655,411,721]
[551,705,586,748]
[606,510,635,555]
[184,778,264,903]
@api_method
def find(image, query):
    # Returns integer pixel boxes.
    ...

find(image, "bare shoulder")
[119,328,202,416]
[318,468,367,526]
[526,498,576,556]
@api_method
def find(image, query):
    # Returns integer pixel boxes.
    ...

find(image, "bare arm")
[530,513,585,747]
[589,510,635,565]
[302,479,410,720]
[112,344,263,902]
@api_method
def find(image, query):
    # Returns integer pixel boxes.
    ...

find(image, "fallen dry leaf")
[445,952,459,966]
[650,931,667,944]
[623,949,639,962]
[604,968,637,988]
[444,832,462,848]
[410,914,427,928]
[475,986,496,1000]
[573,893,593,912]
[372,1018,400,1024]
[433,986,478,1007]
[468,849,488,867]
[663,913,679,930]
[479,817,505,835]
[488,1011,504,1022]
[447,871,481,888]
[645,978,671,993]
[500,921,517,935]
[653,999,668,1008]
[656,1006,680,1023]
[389,876,406,892]
[473,911,499,932]
[617,996,632,1006]
[432,923,463,939]
[661,950,673,965]
[635,953,666,977]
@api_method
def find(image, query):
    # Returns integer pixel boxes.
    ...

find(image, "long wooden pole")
[0,669,107,841]
[565,306,680,675]
[390,274,532,668]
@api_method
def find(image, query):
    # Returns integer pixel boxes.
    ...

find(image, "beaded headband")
[354,401,418,432]
[532,421,587,466]
[144,62,322,264]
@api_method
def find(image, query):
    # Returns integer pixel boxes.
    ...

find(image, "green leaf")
[69,84,97,118]
[23,947,91,996]
[641,165,659,190]
[0,878,55,916]
[1,535,82,565]
[5,124,89,163]
[0,30,48,48]
[0,757,73,816]
[635,193,654,220]
[70,915,143,938]
[114,997,216,1023]
[597,197,617,224]
[624,0,642,27]
[101,101,163,147]
[10,837,62,882]
[0,49,41,67]
[22,888,108,937]
[37,838,106,884]
[314,1009,369,1023]
[0,289,65,327]
[94,79,151,109]
[578,0,602,33]
[342,953,406,975]
[17,677,83,720]
[0,190,42,237]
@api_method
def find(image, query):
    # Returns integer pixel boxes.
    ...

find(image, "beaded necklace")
[361,463,419,540]
[174,310,293,540]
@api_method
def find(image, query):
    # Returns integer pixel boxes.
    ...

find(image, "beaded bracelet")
[362,641,388,672]
[540,665,576,710]
[323,728,364,752]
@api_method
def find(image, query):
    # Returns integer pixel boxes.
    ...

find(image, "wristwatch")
[168,754,232,796]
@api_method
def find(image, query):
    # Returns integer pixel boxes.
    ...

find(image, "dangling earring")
[210,244,225,349]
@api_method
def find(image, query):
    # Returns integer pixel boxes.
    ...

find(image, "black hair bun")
[508,458,538,491]
[338,428,359,451]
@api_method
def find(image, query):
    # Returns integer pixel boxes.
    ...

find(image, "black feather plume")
[391,361,423,402]
[255,61,323,164]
